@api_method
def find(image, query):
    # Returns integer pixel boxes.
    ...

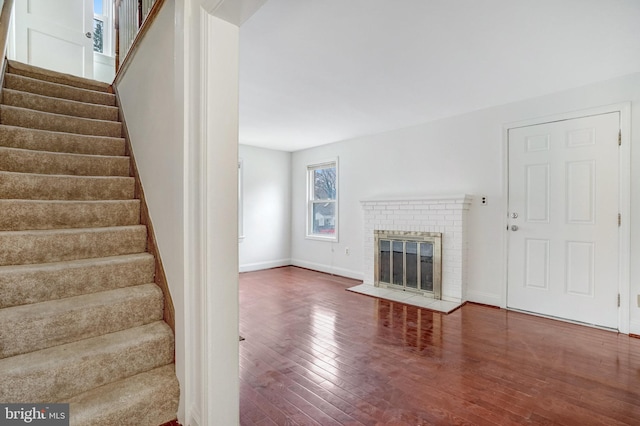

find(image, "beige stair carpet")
[0,61,179,425]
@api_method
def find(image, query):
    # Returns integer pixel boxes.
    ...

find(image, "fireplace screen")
[374,231,442,299]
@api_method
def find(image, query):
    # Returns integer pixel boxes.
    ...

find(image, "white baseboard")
[239,258,291,273]
[290,259,364,281]
[465,289,502,308]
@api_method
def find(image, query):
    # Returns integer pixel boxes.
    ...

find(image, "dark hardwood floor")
[239,266,640,425]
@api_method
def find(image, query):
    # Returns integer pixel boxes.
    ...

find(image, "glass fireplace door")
[375,232,441,298]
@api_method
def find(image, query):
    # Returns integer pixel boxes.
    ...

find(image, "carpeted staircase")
[0,60,179,425]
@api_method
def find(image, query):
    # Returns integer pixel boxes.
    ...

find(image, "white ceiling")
[239,0,640,152]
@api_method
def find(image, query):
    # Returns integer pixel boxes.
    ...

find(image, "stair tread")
[0,225,148,266]
[0,125,125,156]
[0,198,141,231]
[0,283,163,358]
[0,170,133,180]
[0,321,174,403]
[4,73,116,106]
[0,170,135,201]
[7,60,112,93]
[0,146,130,176]
[0,105,122,138]
[0,145,127,161]
[0,253,155,308]
[0,252,153,273]
[68,364,179,426]
[2,88,119,121]
[0,224,146,236]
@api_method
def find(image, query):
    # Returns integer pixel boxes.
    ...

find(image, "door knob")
[85,32,92,39]
[511,225,519,231]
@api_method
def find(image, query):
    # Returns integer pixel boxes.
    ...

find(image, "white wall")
[107,0,247,424]
[198,11,240,426]
[114,0,188,419]
[239,144,291,271]
[93,52,114,83]
[117,2,244,425]
[291,71,640,334]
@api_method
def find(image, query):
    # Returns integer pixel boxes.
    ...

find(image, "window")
[307,160,338,240]
[93,0,112,56]
[93,18,104,53]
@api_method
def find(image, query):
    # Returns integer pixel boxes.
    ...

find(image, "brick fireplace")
[361,195,472,303]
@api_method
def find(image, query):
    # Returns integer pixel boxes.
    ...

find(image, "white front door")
[507,112,620,329]
[14,0,94,78]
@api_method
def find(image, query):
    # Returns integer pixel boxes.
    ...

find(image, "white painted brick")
[362,195,469,301]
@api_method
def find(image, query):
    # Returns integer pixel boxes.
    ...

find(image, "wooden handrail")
[114,0,165,78]
[0,0,15,61]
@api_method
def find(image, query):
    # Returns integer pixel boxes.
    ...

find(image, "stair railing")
[0,0,15,78]
[115,0,165,76]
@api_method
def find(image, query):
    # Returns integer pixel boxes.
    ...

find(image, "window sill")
[305,234,338,243]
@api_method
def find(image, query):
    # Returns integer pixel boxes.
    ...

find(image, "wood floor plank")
[239,267,640,425]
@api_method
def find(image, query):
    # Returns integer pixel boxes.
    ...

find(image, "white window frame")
[93,0,113,57]
[306,158,339,241]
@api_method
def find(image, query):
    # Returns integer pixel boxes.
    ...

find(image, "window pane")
[379,240,390,283]
[406,242,418,288]
[93,19,104,53]
[312,167,336,200]
[94,0,103,15]
[392,241,403,286]
[311,202,335,235]
[420,243,434,292]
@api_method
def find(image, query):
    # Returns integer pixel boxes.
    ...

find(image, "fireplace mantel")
[360,194,471,203]
[361,194,472,303]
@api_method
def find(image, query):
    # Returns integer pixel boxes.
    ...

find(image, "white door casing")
[507,112,621,329]
[14,0,93,78]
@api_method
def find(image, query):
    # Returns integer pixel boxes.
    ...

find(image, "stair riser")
[1,106,122,138]
[68,365,179,426]
[0,125,126,156]
[0,172,134,201]
[3,89,119,121]
[0,226,147,266]
[8,61,112,93]
[0,147,130,177]
[4,74,115,106]
[0,322,174,403]
[0,284,163,358]
[0,200,140,232]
